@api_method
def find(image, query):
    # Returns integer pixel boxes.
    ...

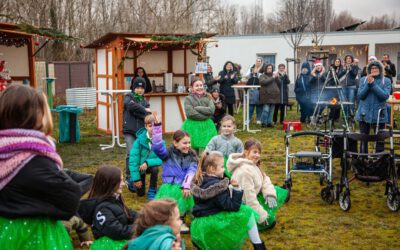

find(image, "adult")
[294,62,312,122]
[259,64,281,128]
[204,64,219,91]
[131,67,152,93]
[382,54,397,84]
[245,57,264,124]
[0,85,81,249]
[342,55,359,116]
[310,61,326,115]
[217,61,239,116]
[356,61,391,153]
[273,64,290,124]
[361,56,377,77]
[327,58,345,123]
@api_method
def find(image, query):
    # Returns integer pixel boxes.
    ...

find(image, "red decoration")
[35,41,39,46]
[152,45,159,49]
[139,44,145,49]
[79,43,84,48]
[182,45,186,49]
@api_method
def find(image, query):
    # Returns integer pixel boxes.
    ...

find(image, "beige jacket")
[227,153,276,223]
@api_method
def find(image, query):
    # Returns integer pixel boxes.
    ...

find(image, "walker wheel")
[339,190,351,211]
[387,185,400,212]
[321,186,334,204]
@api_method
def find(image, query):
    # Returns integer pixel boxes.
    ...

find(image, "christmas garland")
[16,23,79,41]
[150,32,207,47]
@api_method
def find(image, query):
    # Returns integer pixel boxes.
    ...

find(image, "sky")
[230,0,400,21]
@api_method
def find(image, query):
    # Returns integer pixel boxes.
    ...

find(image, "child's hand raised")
[230,179,239,187]
[172,233,182,250]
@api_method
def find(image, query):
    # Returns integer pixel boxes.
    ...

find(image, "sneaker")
[256,120,261,125]
[180,223,190,234]
[126,181,137,193]
[147,187,157,200]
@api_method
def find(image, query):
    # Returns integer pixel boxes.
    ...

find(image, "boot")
[252,241,267,250]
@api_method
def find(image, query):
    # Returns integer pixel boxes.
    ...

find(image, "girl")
[0,85,81,249]
[152,114,198,234]
[294,62,312,122]
[127,199,184,250]
[132,67,152,93]
[190,151,266,250]
[246,57,264,124]
[79,166,137,250]
[259,64,281,128]
[206,115,243,177]
[217,61,239,116]
[227,139,287,230]
[182,77,217,151]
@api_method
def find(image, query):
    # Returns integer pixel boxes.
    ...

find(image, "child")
[79,166,137,250]
[227,139,287,230]
[151,114,198,234]
[206,115,243,177]
[0,85,81,249]
[210,88,226,130]
[123,77,151,184]
[128,114,162,200]
[217,61,239,115]
[127,199,184,250]
[190,151,266,250]
[182,77,217,151]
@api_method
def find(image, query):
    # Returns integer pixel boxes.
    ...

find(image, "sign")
[195,62,208,73]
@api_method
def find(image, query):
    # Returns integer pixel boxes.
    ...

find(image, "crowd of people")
[0,52,396,249]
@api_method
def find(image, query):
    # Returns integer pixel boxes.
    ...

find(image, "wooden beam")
[161,96,165,133]
[176,96,185,122]
[27,36,36,88]
[184,49,187,87]
[168,49,173,73]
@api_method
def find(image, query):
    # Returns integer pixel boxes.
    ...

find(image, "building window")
[257,54,276,67]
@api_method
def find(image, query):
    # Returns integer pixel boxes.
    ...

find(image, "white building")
[207,30,400,88]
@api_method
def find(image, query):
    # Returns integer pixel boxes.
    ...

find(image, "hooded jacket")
[128,225,182,250]
[294,62,311,101]
[184,93,215,121]
[78,196,136,240]
[122,92,150,136]
[259,65,281,105]
[151,123,198,189]
[227,153,276,223]
[191,176,243,217]
[356,61,391,124]
[217,61,239,104]
[129,127,163,182]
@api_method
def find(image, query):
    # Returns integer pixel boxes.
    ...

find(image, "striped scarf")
[0,129,63,190]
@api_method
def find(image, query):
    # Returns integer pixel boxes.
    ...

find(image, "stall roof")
[85,32,217,48]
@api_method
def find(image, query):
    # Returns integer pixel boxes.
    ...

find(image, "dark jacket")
[217,61,239,104]
[122,93,150,136]
[383,60,396,83]
[212,93,226,120]
[204,72,218,91]
[310,69,326,103]
[277,72,290,104]
[342,64,359,87]
[0,156,81,220]
[294,62,312,102]
[79,196,136,240]
[191,176,243,217]
[259,73,281,104]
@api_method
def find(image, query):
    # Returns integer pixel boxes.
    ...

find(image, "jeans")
[249,104,263,122]
[343,87,356,117]
[124,133,136,178]
[359,121,385,153]
[262,104,275,125]
[273,104,286,123]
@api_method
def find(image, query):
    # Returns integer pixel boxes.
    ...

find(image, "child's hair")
[220,115,236,128]
[134,199,178,237]
[88,166,133,220]
[0,84,51,132]
[193,151,224,184]
[172,130,190,142]
[144,114,155,125]
[244,138,262,152]
[190,76,203,86]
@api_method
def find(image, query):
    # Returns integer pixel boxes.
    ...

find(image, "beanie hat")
[132,77,146,90]
[368,55,377,61]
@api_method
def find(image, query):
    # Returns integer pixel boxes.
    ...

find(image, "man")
[382,54,397,84]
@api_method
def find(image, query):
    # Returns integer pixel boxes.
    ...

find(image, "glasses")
[370,67,379,70]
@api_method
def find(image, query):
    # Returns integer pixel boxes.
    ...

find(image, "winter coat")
[217,61,239,104]
[341,64,359,87]
[227,153,276,223]
[79,196,136,240]
[310,70,326,103]
[128,225,184,250]
[191,176,243,217]
[0,156,81,220]
[184,93,215,121]
[277,72,290,104]
[151,123,198,189]
[383,60,396,83]
[123,92,150,136]
[259,74,281,105]
[356,61,391,124]
[129,128,163,182]
[294,62,312,102]
[206,134,243,158]
[204,72,218,91]
[246,70,262,105]
[212,94,226,119]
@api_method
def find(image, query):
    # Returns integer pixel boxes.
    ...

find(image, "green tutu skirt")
[191,205,259,250]
[223,156,232,178]
[181,118,217,149]
[257,186,288,230]
[155,184,194,215]
[90,236,127,250]
[0,217,73,250]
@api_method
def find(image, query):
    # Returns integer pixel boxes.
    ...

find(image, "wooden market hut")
[85,32,217,134]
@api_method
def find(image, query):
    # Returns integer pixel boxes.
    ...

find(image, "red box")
[283,120,302,131]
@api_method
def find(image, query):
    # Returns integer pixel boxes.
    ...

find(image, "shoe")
[252,241,267,250]
[126,180,137,193]
[267,123,273,128]
[261,123,267,128]
[147,187,157,200]
[256,120,261,125]
[180,223,190,234]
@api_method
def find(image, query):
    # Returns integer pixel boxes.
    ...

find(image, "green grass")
[55,104,400,250]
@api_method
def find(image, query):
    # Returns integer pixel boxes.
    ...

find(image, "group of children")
[0,77,286,250]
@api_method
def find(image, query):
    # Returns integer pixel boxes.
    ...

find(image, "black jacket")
[217,63,239,105]
[79,196,136,240]
[277,73,290,104]
[122,93,150,136]
[0,156,81,220]
[204,72,218,91]
[191,176,243,217]
[383,60,396,83]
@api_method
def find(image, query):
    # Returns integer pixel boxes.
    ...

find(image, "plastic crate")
[283,120,302,131]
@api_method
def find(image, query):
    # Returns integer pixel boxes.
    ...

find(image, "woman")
[0,85,81,249]
[131,67,152,93]
[217,61,239,116]
[259,64,281,128]
[342,55,359,116]
[295,62,312,122]
[328,58,345,123]
[273,64,290,124]
[245,57,264,124]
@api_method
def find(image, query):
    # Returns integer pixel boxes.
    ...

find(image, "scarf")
[133,92,144,101]
[0,129,63,190]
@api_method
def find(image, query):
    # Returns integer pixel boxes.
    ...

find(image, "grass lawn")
[55,104,400,250]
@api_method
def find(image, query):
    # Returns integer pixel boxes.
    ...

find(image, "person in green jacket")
[128,114,162,200]
[128,199,184,250]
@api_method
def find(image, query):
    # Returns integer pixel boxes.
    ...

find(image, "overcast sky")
[231,0,400,20]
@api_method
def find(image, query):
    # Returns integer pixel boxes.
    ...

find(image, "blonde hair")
[144,114,155,125]
[193,151,224,184]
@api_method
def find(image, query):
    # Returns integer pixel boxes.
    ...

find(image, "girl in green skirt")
[191,151,266,250]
